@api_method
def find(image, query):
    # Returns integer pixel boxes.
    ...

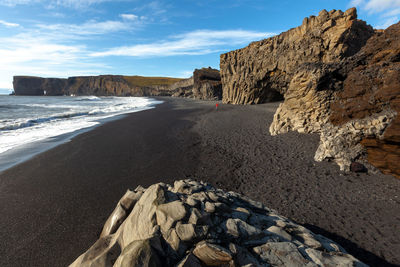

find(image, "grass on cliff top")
[123,76,183,87]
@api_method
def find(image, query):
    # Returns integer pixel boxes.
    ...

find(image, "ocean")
[0,95,162,171]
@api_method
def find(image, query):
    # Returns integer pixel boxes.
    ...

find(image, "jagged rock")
[100,188,145,237]
[220,8,373,105]
[70,179,366,267]
[330,22,400,178]
[253,242,316,267]
[113,239,162,267]
[193,241,233,266]
[192,67,222,100]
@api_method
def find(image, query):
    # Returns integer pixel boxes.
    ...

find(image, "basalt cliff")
[13,68,222,100]
[70,179,366,267]
[220,8,399,178]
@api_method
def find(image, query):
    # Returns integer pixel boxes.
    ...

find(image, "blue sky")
[0,0,399,93]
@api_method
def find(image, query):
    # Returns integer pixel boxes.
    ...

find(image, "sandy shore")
[0,97,399,266]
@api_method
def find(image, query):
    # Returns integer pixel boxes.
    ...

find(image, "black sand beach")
[0,97,399,266]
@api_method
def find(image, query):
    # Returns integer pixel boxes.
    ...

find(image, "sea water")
[0,95,162,171]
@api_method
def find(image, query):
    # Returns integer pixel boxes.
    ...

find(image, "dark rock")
[193,67,222,100]
[350,162,368,173]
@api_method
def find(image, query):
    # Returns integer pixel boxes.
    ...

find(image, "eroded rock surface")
[70,179,366,267]
[192,67,222,100]
[220,8,373,105]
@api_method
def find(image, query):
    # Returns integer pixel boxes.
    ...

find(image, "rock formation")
[70,179,366,267]
[192,67,222,100]
[269,20,400,177]
[13,69,222,100]
[220,8,374,104]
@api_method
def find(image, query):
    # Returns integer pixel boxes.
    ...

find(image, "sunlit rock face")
[220,7,373,105]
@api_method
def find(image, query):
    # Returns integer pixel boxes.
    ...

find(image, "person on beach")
[216,103,219,110]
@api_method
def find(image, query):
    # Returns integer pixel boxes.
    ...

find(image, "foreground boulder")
[70,179,366,267]
[220,8,373,104]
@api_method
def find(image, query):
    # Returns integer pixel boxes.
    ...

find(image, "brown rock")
[330,22,400,178]
[220,8,373,105]
[192,67,222,100]
[193,241,233,266]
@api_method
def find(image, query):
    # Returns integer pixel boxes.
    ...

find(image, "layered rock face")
[192,68,222,100]
[13,72,223,100]
[70,179,366,267]
[329,22,400,177]
[13,75,190,97]
[270,20,400,177]
[67,76,132,96]
[220,8,374,104]
[13,76,68,96]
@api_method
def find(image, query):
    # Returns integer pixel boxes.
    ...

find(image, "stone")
[71,180,367,266]
[113,239,161,267]
[118,184,166,249]
[350,162,368,173]
[305,248,368,267]
[193,241,233,266]
[176,223,196,242]
[100,189,144,237]
[69,235,120,267]
[223,218,262,240]
[156,200,188,233]
[253,242,316,267]
[265,226,292,241]
[229,243,265,266]
[176,253,203,267]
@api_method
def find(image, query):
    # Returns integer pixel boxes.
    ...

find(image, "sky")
[0,0,399,93]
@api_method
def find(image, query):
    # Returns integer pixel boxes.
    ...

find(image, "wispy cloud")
[91,30,274,57]
[120,13,138,21]
[0,20,19,27]
[36,20,133,36]
[0,0,129,8]
[350,0,400,28]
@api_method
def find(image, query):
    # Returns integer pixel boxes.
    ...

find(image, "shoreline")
[0,97,399,266]
[0,96,162,173]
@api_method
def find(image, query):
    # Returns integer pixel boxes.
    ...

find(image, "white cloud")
[0,0,129,8]
[0,20,19,27]
[376,16,399,28]
[91,29,274,57]
[0,32,108,89]
[120,14,138,21]
[350,0,400,28]
[364,0,400,12]
[37,20,132,36]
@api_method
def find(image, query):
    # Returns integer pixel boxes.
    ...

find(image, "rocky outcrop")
[13,75,190,97]
[13,76,68,96]
[329,22,400,177]
[70,179,366,267]
[220,8,374,104]
[66,76,132,96]
[269,20,400,177]
[192,67,222,100]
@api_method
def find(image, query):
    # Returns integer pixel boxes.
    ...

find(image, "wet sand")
[0,97,399,266]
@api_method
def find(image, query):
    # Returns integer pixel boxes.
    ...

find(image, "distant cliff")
[13,70,222,100]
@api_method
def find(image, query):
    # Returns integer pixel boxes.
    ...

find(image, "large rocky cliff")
[220,8,374,104]
[13,69,222,100]
[70,179,366,267]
